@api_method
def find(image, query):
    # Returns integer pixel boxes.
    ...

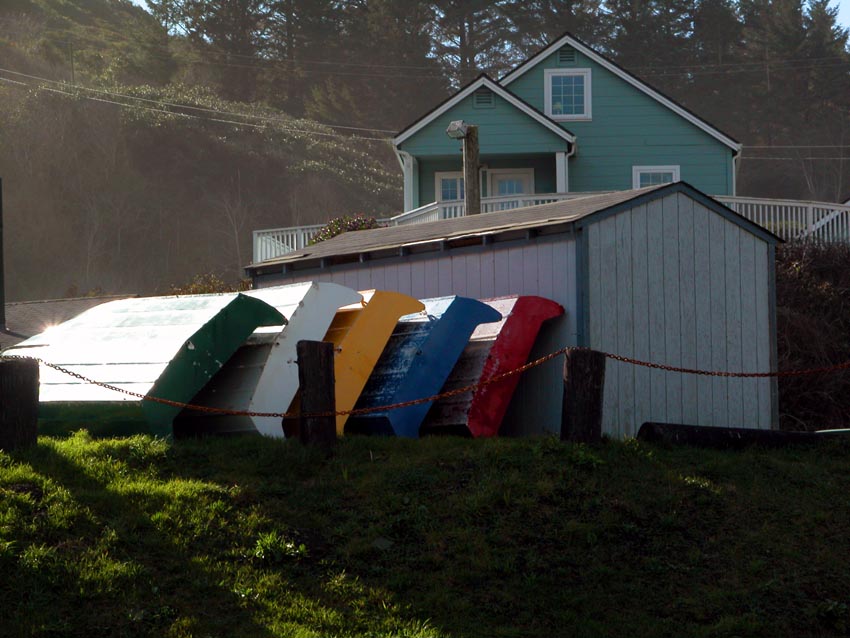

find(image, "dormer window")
[544,68,591,121]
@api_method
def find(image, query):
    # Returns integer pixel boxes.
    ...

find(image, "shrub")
[309,214,381,245]
[775,241,850,430]
[169,273,250,295]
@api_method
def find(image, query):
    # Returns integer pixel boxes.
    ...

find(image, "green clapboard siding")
[505,48,734,195]
[400,45,735,200]
[399,91,571,158]
[419,156,557,204]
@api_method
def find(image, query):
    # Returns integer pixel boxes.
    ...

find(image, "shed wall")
[257,237,578,435]
[584,192,775,436]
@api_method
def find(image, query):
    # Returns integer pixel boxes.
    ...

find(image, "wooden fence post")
[0,358,39,452]
[296,340,337,449]
[561,348,605,444]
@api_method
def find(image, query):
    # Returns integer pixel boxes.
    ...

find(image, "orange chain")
[5,348,850,419]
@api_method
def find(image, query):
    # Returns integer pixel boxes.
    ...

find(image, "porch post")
[556,151,569,193]
[401,152,418,211]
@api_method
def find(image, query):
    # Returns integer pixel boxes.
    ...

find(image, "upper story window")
[632,165,681,189]
[544,68,591,121]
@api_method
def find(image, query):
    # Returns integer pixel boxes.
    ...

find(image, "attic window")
[544,68,592,120]
[558,47,576,64]
[473,88,494,108]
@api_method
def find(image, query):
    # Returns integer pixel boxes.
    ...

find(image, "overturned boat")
[2,293,285,436]
[345,296,501,438]
[175,282,361,437]
[422,295,564,437]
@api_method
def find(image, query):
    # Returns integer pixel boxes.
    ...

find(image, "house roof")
[0,294,136,351]
[392,74,576,148]
[499,32,741,153]
[247,183,780,276]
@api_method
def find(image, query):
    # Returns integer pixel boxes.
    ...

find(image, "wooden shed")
[246,183,781,437]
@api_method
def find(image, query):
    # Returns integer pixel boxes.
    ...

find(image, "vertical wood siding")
[586,193,774,433]
[262,237,578,435]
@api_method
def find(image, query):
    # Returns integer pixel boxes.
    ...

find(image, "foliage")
[169,273,250,295]
[2,433,850,637]
[309,214,382,245]
[775,241,850,430]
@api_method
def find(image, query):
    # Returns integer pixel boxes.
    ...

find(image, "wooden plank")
[0,359,39,452]
[411,260,427,298]
[424,258,440,297]
[630,204,651,432]
[522,243,539,292]
[754,242,771,428]
[677,194,698,425]
[479,248,496,298]
[662,194,683,423]
[598,216,619,436]
[739,234,760,427]
[537,241,554,301]
[438,256,453,296]
[508,246,524,295]
[493,248,511,297]
[708,213,728,426]
[615,209,635,436]
[646,198,667,423]
[587,224,602,350]
[725,222,744,426]
[466,253,482,299]
[384,263,399,293]
[296,340,336,449]
[692,204,713,425]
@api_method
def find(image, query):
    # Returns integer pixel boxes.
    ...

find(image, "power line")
[0,66,395,137]
[0,74,391,142]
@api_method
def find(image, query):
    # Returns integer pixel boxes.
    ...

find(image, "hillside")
[0,0,402,301]
[2,433,850,637]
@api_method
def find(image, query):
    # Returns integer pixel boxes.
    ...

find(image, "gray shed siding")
[257,237,578,435]
[584,192,775,436]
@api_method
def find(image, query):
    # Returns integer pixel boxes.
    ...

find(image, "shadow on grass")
[4,440,277,638]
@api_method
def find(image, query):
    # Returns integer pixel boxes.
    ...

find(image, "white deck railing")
[716,196,850,242]
[252,223,325,264]
[251,193,850,263]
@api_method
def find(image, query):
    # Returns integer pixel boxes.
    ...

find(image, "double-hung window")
[436,172,465,201]
[545,68,592,121]
[632,165,681,189]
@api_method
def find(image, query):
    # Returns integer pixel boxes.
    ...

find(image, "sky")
[128,0,850,33]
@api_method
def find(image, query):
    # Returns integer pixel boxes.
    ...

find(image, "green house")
[392,33,741,220]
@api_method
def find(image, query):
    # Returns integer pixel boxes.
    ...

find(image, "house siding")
[256,236,578,436]
[399,92,571,158]
[584,193,774,436]
[419,156,557,203]
[506,48,735,195]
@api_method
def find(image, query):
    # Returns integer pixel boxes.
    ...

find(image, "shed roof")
[247,183,781,277]
[1,294,136,351]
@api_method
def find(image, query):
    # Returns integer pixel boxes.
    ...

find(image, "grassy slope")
[2,433,850,637]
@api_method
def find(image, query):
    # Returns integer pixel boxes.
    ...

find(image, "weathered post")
[463,125,480,215]
[296,340,336,449]
[561,348,606,443]
[0,358,39,452]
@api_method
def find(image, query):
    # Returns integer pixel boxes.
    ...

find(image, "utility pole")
[463,125,480,215]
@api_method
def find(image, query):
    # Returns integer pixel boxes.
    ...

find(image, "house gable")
[502,38,738,194]
[501,33,741,152]
[394,76,574,156]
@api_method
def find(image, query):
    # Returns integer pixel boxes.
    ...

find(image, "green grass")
[2,432,850,637]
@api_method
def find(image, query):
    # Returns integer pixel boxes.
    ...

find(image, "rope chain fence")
[4,348,850,420]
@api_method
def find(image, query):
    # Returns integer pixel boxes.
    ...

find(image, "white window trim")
[486,168,535,198]
[544,68,592,121]
[435,171,464,201]
[632,165,681,189]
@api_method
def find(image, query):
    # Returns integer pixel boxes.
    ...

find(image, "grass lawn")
[1,432,850,637]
